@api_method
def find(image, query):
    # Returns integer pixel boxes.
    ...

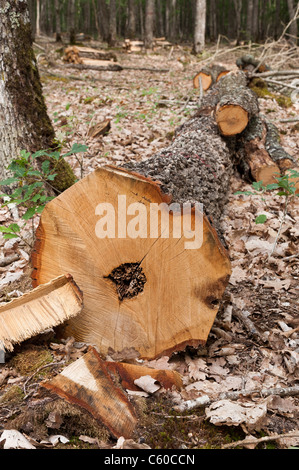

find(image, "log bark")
[63,46,117,63]
[65,61,123,72]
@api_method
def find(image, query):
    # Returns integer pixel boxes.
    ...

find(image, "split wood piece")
[42,347,137,439]
[236,54,271,73]
[0,275,83,352]
[214,72,259,136]
[193,65,230,91]
[236,116,281,185]
[105,361,183,391]
[31,166,231,360]
[65,60,123,72]
[88,119,111,139]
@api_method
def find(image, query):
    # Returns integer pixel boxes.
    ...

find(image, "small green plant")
[235,170,299,257]
[0,143,87,246]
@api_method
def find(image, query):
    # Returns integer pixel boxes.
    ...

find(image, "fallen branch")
[222,431,299,449]
[174,385,299,412]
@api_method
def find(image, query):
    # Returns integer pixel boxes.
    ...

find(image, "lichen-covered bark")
[0,0,75,191]
[124,114,234,234]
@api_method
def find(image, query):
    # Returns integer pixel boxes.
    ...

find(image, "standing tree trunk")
[69,0,76,45]
[0,0,75,190]
[36,0,40,36]
[54,0,62,42]
[209,0,217,42]
[127,0,136,39]
[144,0,155,49]
[233,0,242,44]
[287,0,298,43]
[193,0,206,54]
[246,0,254,41]
[108,0,117,46]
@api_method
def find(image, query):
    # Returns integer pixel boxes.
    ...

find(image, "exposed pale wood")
[31,166,231,360]
[0,275,83,352]
[63,46,117,63]
[216,104,249,136]
[193,64,230,91]
[42,347,137,439]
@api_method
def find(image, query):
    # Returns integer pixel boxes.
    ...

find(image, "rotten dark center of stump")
[106,263,146,301]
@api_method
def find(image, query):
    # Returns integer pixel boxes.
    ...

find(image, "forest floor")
[0,38,298,450]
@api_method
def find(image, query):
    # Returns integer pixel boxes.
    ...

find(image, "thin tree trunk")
[287,0,298,43]
[193,0,206,54]
[55,0,62,42]
[144,0,155,49]
[36,0,40,36]
[209,0,217,42]
[246,0,254,41]
[69,0,76,44]
[233,0,242,44]
[127,0,136,39]
[252,0,259,41]
[108,0,117,46]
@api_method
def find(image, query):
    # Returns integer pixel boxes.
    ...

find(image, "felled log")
[63,46,117,63]
[235,116,281,185]
[214,72,259,136]
[42,348,138,439]
[0,275,83,352]
[193,64,230,91]
[65,59,123,72]
[236,54,271,73]
[31,161,231,360]
[122,39,144,53]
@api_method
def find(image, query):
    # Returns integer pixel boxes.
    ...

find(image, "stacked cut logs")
[192,69,297,186]
[63,46,122,71]
[122,37,172,53]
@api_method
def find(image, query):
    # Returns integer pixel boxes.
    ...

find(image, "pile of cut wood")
[122,37,172,53]
[63,46,122,71]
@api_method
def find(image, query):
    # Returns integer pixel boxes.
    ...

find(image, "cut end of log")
[31,166,231,360]
[193,72,212,91]
[216,104,249,136]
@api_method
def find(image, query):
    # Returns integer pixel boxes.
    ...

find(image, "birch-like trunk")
[193,0,206,54]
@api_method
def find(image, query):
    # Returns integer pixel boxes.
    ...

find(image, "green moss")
[9,346,53,376]
[249,78,293,109]
[0,385,24,405]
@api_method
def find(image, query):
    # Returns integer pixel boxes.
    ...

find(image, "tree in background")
[193,0,206,54]
[144,0,155,48]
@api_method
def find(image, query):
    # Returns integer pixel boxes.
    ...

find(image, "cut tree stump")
[193,64,230,91]
[31,165,231,360]
[0,275,83,352]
